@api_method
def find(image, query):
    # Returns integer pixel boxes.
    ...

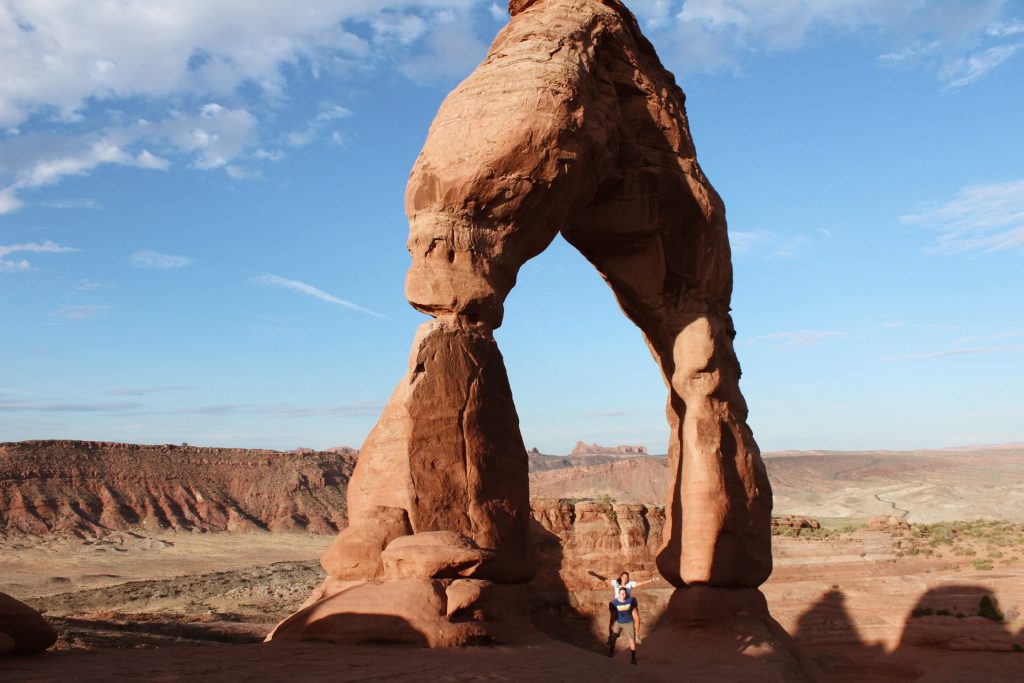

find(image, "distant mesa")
[569,441,648,456]
[0,440,357,537]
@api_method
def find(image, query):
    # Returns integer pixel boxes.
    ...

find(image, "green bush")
[978,594,1004,622]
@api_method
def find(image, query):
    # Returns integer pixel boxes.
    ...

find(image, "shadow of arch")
[526,514,609,653]
[896,584,1018,652]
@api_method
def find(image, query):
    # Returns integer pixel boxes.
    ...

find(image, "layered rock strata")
[274,0,770,647]
[0,441,355,536]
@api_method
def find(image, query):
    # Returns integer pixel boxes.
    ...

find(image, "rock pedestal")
[272,0,772,647]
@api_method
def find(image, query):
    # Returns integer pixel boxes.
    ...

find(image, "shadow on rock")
[526,517,607,652]
[793,584,1023,682]
[639,586,824,682]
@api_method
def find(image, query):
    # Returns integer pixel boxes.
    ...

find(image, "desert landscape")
[3,440,1023,680]
[4,0,1023,681]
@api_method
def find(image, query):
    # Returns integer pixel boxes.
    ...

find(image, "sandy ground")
[3,527,1024,681]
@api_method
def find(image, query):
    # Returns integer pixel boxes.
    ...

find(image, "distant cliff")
[0,440,357,536]
[569,441,648,456]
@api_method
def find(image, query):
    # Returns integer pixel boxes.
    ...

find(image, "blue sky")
[1,0,1022,453]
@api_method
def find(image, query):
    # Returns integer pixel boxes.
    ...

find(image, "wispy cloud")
[950,331,1024,346]
[746,330,845,350]
[40,198,103,210]
[285,104,352,147]
[888,344,1024,361]
[880,322,962,332]
[130,250,193,269]
[171,401,385,418]
[0,240,78,272]
[0,400,138,412]
[251,274,383,317]
[730,229,808,259]
[941,43,1023,90]
[105,386,199,397]
[50,304,110,320]
[635,0,1021,88]
[901,177,1024,254]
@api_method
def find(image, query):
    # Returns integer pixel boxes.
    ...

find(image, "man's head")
[618,571,629,583]
[618,587,628,600]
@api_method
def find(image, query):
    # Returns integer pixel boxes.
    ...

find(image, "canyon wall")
[0,441,356,536]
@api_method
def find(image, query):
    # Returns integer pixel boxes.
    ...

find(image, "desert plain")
[2,440,1023,681]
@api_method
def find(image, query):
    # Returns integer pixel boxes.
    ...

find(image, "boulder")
[320,506,411,580]
[380,531,493,580]
[0,592,58,654]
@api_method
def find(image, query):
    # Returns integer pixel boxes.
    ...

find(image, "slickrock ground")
[0,440,356,536]
[3,522,1022,681]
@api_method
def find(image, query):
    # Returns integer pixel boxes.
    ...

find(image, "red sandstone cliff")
[0,441,356,536]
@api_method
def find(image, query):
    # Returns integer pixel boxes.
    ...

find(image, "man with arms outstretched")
[608,586,641,665]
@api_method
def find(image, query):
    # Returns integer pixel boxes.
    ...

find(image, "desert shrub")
[911,607,933,617]
[971,559,994,571]
[987,549,1004,559]
[978,594,1004,622]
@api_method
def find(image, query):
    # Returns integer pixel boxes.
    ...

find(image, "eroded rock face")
[0,440,355,536]
[403,0,771,587]
[278,0,770,647]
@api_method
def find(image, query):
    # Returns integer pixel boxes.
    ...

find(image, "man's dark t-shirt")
[611,597,638,624]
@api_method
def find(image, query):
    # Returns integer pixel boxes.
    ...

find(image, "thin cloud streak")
[887,344,1024,361]
[0,401,140,412]
[105,386,199,396]
[0,240,79,271]
[252,274,384,318]
[730,229,808,259]
[901,177,1024,254]
[745,330,845,350]
[130,250,193,269]
[50,304,110,320]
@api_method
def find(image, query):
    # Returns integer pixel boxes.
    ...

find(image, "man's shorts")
[612,621,636,641]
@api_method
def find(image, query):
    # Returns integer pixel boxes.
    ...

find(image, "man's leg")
[608,622,620,657]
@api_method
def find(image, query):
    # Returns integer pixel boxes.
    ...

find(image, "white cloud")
[399,15,489,84]
[746,329,845,350]
[941,43,1022,89]
[629,0,1020,86]
[285,103,352,147]
[987,19,1024,37]
[0,239,78,272]
[251,273,383,317]
[0,258,30,273]
[0,2,488,211]
[50,304,111,320]
[901,178,1024,254]
[130,250,193,269]
[730,229,807,258]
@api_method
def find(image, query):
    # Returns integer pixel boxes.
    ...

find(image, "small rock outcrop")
[569,442,648,456]
[0,592,57,655]
[273,0,770,647]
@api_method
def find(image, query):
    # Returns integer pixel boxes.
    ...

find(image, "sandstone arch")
[271,0,771,646]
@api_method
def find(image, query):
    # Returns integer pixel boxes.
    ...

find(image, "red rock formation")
[0,592,57,655]
[276,0,770,647]
[403,0,771,588]
[0,440,355,536]
[529,456,669,503]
